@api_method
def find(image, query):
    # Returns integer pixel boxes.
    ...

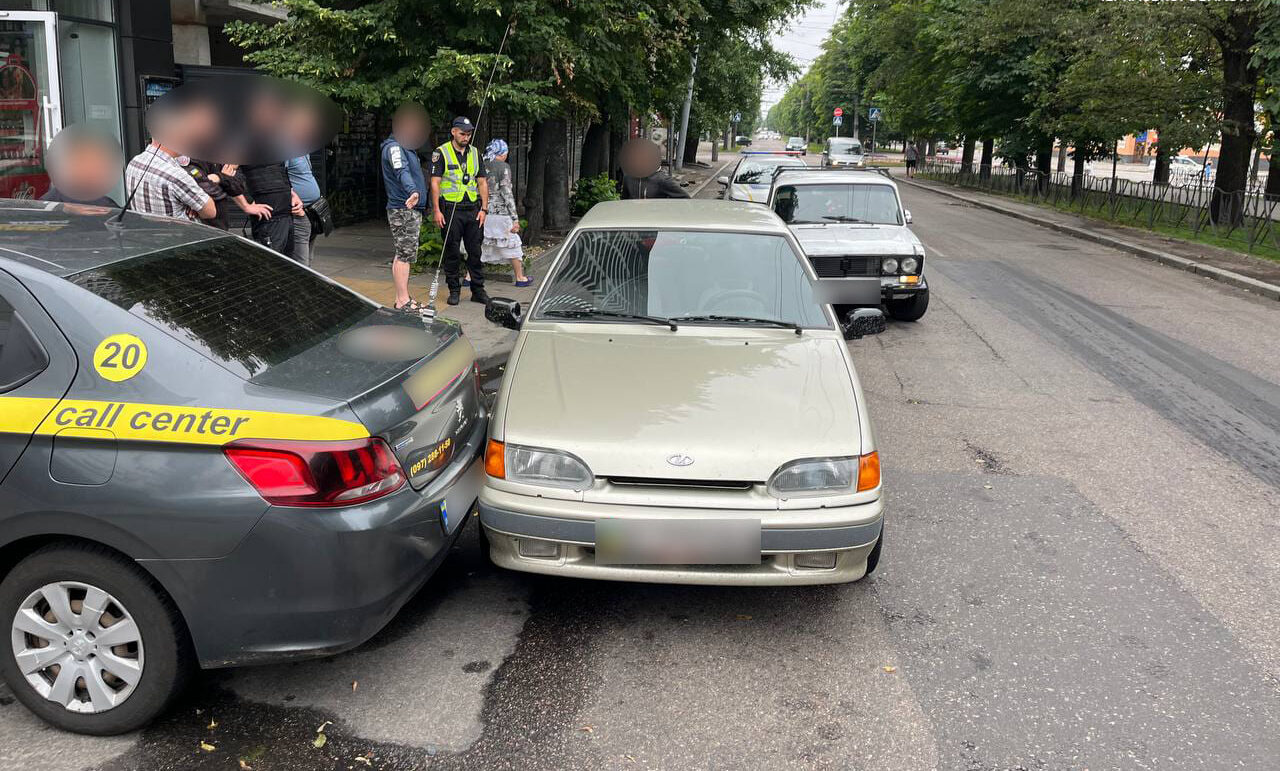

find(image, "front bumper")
[882,275,927,301]
[142,422,488,669]
[477,488,883,586]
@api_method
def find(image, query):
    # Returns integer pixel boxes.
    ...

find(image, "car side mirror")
[717,176,729,186]
[842,307,887,340]
[903,209,913,224]
[485,297,523,331]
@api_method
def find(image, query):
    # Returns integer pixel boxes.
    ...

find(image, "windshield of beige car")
[734,158,805,184]
[534,229,831,328]
[773,183,903,226]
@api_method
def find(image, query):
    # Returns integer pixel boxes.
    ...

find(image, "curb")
[898,177,1280,302]
[688,157,737,198]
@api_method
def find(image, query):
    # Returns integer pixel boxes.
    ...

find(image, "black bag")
[305,195,335,236]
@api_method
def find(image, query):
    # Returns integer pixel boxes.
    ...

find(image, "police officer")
[430,116,489,305]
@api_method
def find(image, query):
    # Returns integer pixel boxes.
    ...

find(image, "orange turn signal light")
[485,439,505,479]
[902,275,920,284]
[856,451,881,492]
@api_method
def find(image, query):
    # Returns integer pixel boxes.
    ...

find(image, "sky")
[761,0,843,117]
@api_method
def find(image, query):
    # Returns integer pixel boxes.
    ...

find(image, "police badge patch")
[431,151,441,163]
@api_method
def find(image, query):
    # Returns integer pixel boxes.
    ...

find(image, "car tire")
[0,543,191,735]
[863,528,883,578]
[886,289,929,322]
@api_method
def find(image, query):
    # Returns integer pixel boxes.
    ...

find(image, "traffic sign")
[833,107,843,117]
[833,116,843,126]
[732,112,742,123]
[869,107,882,122]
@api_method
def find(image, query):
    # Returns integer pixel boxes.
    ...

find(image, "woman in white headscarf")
[480,139,531,286]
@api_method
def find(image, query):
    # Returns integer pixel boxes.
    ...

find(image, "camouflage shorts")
[387,208,423,263]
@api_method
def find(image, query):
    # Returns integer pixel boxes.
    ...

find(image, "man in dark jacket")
[181,160,273,230]
[242,162,303,256]
[619,138,689,200]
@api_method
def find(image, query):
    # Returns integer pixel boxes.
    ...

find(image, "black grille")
[608,477,754,490]
[809,255,879,278]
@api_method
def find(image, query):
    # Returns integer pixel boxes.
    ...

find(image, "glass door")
[0,10,60,199]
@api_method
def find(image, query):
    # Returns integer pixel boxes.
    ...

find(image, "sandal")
[394,297,428,313]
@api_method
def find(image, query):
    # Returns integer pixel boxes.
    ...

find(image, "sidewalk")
[312,141,730,363]
[896,171,1280,300]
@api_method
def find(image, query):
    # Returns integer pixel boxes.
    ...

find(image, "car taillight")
[224,438,406,507]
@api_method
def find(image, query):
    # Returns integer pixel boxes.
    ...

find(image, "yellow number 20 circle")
[93,334,149,382]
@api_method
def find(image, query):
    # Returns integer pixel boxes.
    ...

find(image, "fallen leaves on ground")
[882,665,898,674]
[199,741,216,752]
[314,720,332,749]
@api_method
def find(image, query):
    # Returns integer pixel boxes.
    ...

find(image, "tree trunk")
[682,116,699,165]
[1056,143,1067,173]
[1153,134,1171,184]
[979,138,994,180]
[1209,8,1258,225]
[609,120,627,182]
[1035,138,1052,193]
[543,117,571,231]
[1071,150,1087,199]
[723,126,730,150]
[961,136,975,174]
[523,120,552,243]
[580,121,608,178]
[710,131,718,162]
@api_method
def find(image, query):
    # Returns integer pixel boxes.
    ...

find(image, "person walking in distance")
[430,116,490,306]
[381,103,431,313]
[480,139,531,287]
[904,141,919,178]
[619,139,689,199]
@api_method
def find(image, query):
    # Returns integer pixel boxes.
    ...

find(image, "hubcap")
[10,581,144,714]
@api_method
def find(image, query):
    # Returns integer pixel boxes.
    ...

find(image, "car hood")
[789,223,918,256]
[503,328,861,481]
[729,182,771,202]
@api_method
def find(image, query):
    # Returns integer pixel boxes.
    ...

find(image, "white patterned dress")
[482,160,523,263]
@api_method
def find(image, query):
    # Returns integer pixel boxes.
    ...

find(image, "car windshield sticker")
[93,334,148,382]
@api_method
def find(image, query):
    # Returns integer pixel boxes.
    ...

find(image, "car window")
[71,237,377,377]
[734,158,805,184]
[0,293,49,392]
[828,140,862,155]
[536,229,830,328]
[773,183,903,226]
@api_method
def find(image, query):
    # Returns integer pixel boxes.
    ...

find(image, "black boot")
[447,289,461,306]
[471,287,491,304]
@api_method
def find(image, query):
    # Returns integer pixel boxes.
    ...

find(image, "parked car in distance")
[480,200,886,586]
[768,168,929,322]
[0,202,486,734]
[786,136,807,154]
[735,135,752,146]
[1148,155,1204,174]
[717,153,808,203]
[822,137,865,169]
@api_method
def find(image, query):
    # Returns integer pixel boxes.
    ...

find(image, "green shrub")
[413,220,445,273]
[570,173,620,217]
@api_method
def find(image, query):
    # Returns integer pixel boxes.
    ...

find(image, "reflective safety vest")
[438,142,479,203]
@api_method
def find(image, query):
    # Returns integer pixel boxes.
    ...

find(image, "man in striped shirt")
[124,142,218,221]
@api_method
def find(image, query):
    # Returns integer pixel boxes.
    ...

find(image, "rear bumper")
[142,423,487,669]
[477,489,883,586]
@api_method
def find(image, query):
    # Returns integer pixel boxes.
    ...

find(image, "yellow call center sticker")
[93,334,148,382]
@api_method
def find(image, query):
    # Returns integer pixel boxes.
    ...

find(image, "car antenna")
[106,141,163,230]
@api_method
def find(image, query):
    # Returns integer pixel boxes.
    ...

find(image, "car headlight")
[881,257,899,275]
[768,456,858,498]
[900,256,919,274]
[493,442,593,490]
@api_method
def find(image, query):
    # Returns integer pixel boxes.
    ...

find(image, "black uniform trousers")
[251,214,295,259]
[442,202,485,292]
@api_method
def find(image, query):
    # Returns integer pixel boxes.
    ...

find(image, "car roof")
[0,199,220,277]
[577,199,792,235]
[735,154,806,167]
[772,168,899,188]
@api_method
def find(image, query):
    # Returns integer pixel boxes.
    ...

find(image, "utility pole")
[804,83,811,147]
[675,46,698,172]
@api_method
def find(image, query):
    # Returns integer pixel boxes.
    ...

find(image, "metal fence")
[919,160,1280,254]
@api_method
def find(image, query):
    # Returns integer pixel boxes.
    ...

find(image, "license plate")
[440,458,483,534]
[595,518,761,565]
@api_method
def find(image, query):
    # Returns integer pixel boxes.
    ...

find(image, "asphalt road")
[3,144,1280,770]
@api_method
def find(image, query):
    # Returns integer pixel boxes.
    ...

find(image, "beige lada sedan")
[479,199,885,585]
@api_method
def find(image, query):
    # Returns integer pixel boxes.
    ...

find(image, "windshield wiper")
[821,215,869,223]
[668,314,802,335]
[542,308,677,330]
